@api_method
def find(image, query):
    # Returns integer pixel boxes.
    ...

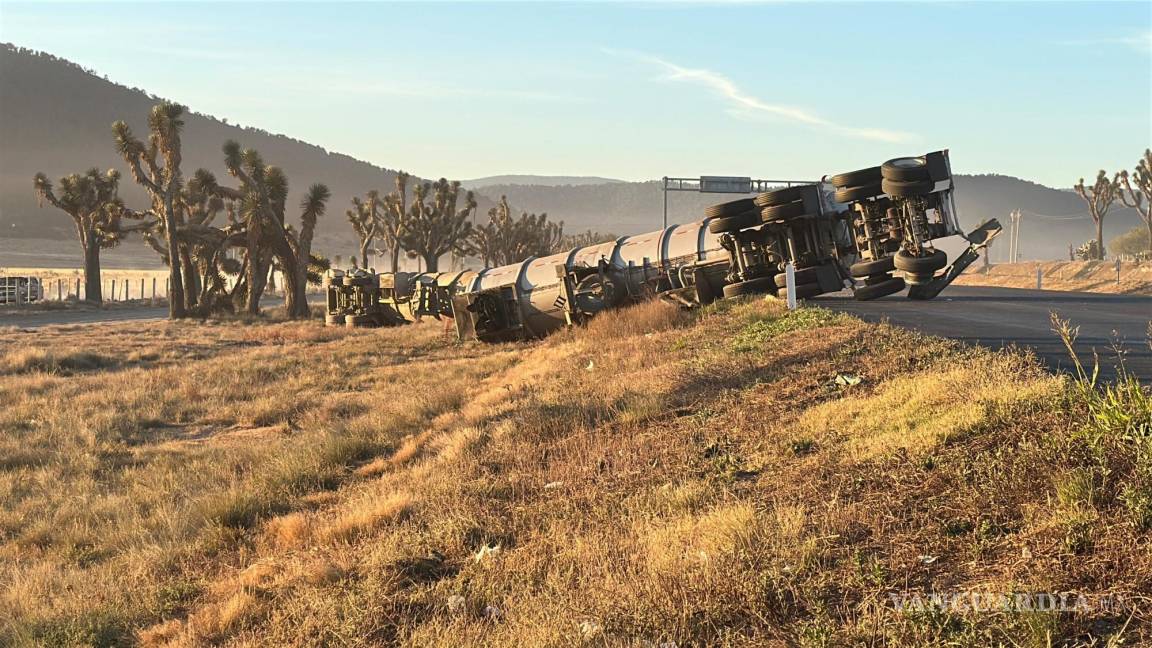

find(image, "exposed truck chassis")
[325,151,1001,342]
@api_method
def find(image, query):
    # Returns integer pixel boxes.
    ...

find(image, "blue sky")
[1,1,1149,187]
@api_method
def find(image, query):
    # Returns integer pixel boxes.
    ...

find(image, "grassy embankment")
[957,261,1152,295]
[0,298,1149,646]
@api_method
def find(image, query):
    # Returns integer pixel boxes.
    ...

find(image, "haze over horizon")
[1,1,1148,189]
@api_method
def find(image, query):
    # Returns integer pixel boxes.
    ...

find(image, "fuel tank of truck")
[451,219,729,342]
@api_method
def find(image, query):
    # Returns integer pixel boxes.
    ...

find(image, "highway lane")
[817,286,1152,381]
[0,296,304,330]
[0,305,168,329]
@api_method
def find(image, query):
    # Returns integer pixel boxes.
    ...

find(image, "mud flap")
[907,218,1003,300]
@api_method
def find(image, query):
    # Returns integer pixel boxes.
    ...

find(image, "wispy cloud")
[1060,31,1152,54]
[604,48,913,143]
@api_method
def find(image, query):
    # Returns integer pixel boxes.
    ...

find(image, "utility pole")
[1008,209,1022,263]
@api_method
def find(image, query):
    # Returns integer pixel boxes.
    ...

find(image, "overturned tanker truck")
[324,151,1002,342]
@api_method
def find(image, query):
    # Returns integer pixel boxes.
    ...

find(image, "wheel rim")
[889,157,925,169]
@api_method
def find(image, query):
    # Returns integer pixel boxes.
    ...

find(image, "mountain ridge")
[0,43,1142,263]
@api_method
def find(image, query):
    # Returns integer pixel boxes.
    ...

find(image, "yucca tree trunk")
[423,252,438,273]
[82,230,102,304]
[390,247,400,274]
[163,196,187,318]
[180,246,199,310]
[1096,219,1105,260]
[360,240,372,272]
[282,256,308,319]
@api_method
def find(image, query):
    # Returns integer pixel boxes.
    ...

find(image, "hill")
[1,43,1142,267]
[0,300,1147,645]
[460,175,624,190]
[0,44,495,259]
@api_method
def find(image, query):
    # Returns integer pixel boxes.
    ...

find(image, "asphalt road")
[0,305,169,329]
[818,286,1152,381]
[0,296,299,330]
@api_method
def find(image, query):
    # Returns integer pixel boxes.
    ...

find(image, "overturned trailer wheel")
[722,275,776,298]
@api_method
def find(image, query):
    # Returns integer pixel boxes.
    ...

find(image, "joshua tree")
[558,229,617,252]
[113,102,190,318]
[220,141,290,314]
[1117,149,1152,256]
[33,168,151,303]
[286,183,331,317]
[381,171,412,273]
[1073,170,1119,260]
[347,191,382,271]
[399,179,476,272]
[472,195,564,266]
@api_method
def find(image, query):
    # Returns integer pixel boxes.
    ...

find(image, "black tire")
[881,157,930,182]
[894,249,947,274]
[325,313,346,326]
[792,282,824,300]
[849,257,896,278]
[881,178,934,198]
[830,167,881,188]
[704,198,756,219]
[774,267,819,288]
[760,201,806,221]
[707,210,761,234]
[722,276,777,298]
[345,313,377,327]
[754,186,807,207]
[834,184,884,203]
[853,277,905,301]
[864,273,894,286]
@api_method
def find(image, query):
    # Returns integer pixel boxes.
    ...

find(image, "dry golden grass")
[0,298,1148,646]
[957,260,1152,295]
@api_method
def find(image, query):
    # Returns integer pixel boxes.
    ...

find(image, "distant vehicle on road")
[0,276,43,304]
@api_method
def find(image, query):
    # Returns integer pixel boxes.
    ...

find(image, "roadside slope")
[0,300,1149,646]
[956,260,1152,295]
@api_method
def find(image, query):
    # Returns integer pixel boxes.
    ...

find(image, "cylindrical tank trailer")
[324,150,1002,342]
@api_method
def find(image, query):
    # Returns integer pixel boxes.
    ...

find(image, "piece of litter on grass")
[834,373,863,387]
[544,481,564,490]
[585,360,595,371]
[474,544,502,562]
[919,554,938,565]
[578,620,603,640]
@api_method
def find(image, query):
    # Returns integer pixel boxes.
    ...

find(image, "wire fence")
[0,271,325,306]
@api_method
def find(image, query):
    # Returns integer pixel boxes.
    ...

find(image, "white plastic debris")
[585,360,595,371]
[474,544,502,563]
[544,481,564,490]
[919,554,939,565]
[578,620,603,640]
